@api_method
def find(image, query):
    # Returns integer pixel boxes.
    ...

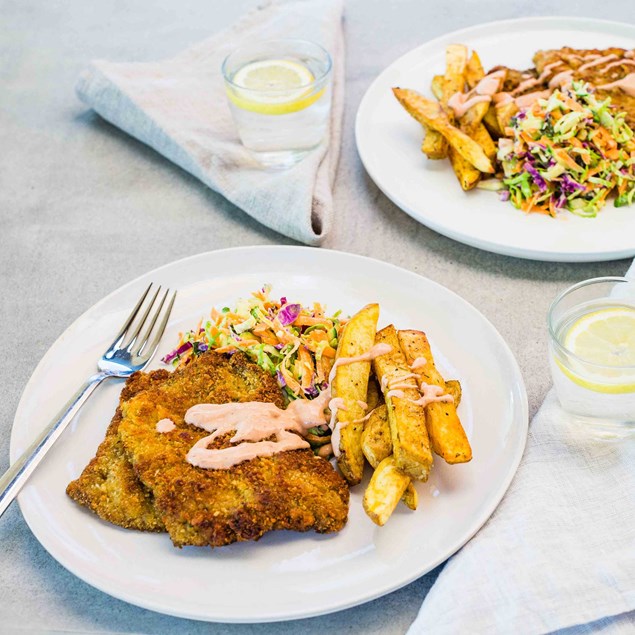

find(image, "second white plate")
[356,17,635,262]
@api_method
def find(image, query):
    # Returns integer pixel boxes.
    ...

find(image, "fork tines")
[107,284,176,363]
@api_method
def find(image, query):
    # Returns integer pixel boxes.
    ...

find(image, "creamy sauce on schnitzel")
[578,53,619,73]
[156,418,176,433]
[184,343,393,469]
[597,73,635,97]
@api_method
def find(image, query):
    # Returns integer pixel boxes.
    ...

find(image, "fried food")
[372,325,433,481]
[363,456,412,526]
[398,330,472,464]
[117,352,349,548]
[361,404,390,469]
[401,482,418,510]
[533,47,635,127]
[68,351,350,547]
[66,370,169,531]
[492,48,635,127]
[392,88,495,174]
[466,50,485,89]
[365,375,383,412]
[332,303,380,486]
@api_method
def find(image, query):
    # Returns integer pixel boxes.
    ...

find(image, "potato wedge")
[444,44,468,98]
[422,44,467,160]
[459,101,490,137]
[363,456,412,526]
[465,50,485,89]
[431,74,445,100]
[422,126,448,160]
[495,100,519,132]
[445,379,462,407]
[332,303,380,485]
[401,482,418,510]
[483,103,503,138]
[361,404,391,469]
[392,88,494,174]
[398,330,472,464]
[373,325,433,481]
[472,123,497,160]
[457,105,497,161]
[420,79,445,159]
[448,147,482,190]
[365,375,383,413]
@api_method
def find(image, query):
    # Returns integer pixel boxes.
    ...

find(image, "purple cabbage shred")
[276,370,286,388]
[523,161,547,192]
[561,174,585,194]
[304,385,319,399]
[161,341,193,364]
[277,303,301,326]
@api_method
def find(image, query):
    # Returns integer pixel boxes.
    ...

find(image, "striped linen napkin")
[76,0,344,245]
[409,262,635,634]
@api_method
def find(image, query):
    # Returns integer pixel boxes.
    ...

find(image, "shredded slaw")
[161,285,347,403]
[498,81,635,217]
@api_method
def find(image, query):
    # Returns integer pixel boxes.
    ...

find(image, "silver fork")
[0,283,176,519]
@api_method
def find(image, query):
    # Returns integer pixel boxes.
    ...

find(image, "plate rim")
[355,16,635,263]
[11,246,529,623]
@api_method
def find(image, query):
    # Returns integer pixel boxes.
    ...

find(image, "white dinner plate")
[356,17,635,262]
[11,247,528,623]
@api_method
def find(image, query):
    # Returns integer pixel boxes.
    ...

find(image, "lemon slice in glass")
[560,306,635,393]
[227,59,324,115]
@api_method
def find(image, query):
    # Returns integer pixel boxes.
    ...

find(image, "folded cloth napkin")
[409,263,635,635]
[76,0,344,246]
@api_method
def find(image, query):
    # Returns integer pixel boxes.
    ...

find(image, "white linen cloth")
[409,263,635,634]
[76,0,344,246]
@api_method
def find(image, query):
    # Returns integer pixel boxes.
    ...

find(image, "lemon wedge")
[226,59,324,115]
[558,306,635,393]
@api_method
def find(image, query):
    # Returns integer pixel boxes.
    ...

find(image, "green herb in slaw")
[161,285,347,403]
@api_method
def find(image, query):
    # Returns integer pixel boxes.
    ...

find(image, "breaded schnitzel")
[533,47,635,127]
[491,47,635,126]
[118,352,349,547]
[66,369,168,531]
[67,351,349,547]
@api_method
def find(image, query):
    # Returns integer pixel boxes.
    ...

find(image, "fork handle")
[0,371,111,519]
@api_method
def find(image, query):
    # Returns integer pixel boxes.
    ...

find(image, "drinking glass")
[547,277,635,439]
[222,39,332,169]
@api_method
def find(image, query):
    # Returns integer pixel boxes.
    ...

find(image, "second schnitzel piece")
[66,369,169,532]
[118,351,349,547]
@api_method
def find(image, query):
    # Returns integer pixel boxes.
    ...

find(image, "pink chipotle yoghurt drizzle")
[184,343,393,469]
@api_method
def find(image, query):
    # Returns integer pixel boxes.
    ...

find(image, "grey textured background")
[0,1,632,633]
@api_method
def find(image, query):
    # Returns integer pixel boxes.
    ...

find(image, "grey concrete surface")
[0,1,632,633]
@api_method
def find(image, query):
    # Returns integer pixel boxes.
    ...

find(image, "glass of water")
[222,39,332,169]
[547,277,635,439]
